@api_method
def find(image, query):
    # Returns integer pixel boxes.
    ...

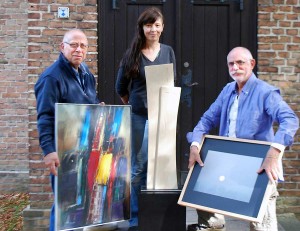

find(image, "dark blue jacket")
[35,53,99,155]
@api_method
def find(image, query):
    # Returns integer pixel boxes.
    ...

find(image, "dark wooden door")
[178,0,257,185]
[98,0,177,104]
[98,0,257,187]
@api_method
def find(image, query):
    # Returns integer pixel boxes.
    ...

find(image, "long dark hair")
[121,7,164,79]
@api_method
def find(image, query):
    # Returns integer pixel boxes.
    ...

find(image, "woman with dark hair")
[116,7,176,229]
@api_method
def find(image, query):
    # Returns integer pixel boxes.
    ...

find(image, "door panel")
[98,0,257,188]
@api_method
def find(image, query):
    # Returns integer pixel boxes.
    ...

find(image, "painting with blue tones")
[55,104,131,230]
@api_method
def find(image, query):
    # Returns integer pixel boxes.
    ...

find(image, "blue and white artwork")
[194,150,263,202]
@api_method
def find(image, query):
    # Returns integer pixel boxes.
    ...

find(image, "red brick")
[279,6,292,12]
[279,21,291,27]
[286,0,298,5]
[28,13,40,19]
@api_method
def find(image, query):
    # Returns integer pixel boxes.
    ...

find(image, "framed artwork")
[178,135,274,222]
[55,104,131,231]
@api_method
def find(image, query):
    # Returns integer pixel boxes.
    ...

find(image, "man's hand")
[188,146,204,169]
[120,95,129,105]
[257,147,281,184]
[44,152,60,176]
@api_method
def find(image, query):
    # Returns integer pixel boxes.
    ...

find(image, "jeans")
[129,114,148,227]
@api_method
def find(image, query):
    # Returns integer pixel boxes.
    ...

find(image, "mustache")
[230,70,245,75]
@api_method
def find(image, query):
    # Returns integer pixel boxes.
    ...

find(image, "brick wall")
[257,0,300,214]
[0,0,29,192]
[24,0,98,230]
[0,0,298,230]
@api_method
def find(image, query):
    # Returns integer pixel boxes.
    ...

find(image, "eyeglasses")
[64,42,88,50]
[227,60,246,67]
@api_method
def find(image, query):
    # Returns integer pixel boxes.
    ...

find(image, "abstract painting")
[55,104,131,230]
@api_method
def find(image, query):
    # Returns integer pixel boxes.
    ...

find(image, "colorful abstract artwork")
[55,104,131,230]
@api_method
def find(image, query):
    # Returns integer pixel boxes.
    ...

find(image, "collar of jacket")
[59,52,88,76]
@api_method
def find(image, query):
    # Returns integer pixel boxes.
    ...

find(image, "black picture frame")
[178,135,273,222]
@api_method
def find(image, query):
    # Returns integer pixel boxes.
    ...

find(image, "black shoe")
[187,224,225,231]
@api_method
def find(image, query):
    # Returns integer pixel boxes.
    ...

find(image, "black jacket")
[35,53,99,155]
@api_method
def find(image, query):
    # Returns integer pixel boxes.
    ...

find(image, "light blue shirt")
[187,73,299,147]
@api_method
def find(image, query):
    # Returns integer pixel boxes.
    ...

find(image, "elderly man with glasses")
[35,29,101,231]
[187,47,298,231]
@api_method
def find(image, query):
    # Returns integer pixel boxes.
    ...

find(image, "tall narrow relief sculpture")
[145,64,181,190]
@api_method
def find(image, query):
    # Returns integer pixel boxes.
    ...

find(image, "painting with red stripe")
[55,104,131,230]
